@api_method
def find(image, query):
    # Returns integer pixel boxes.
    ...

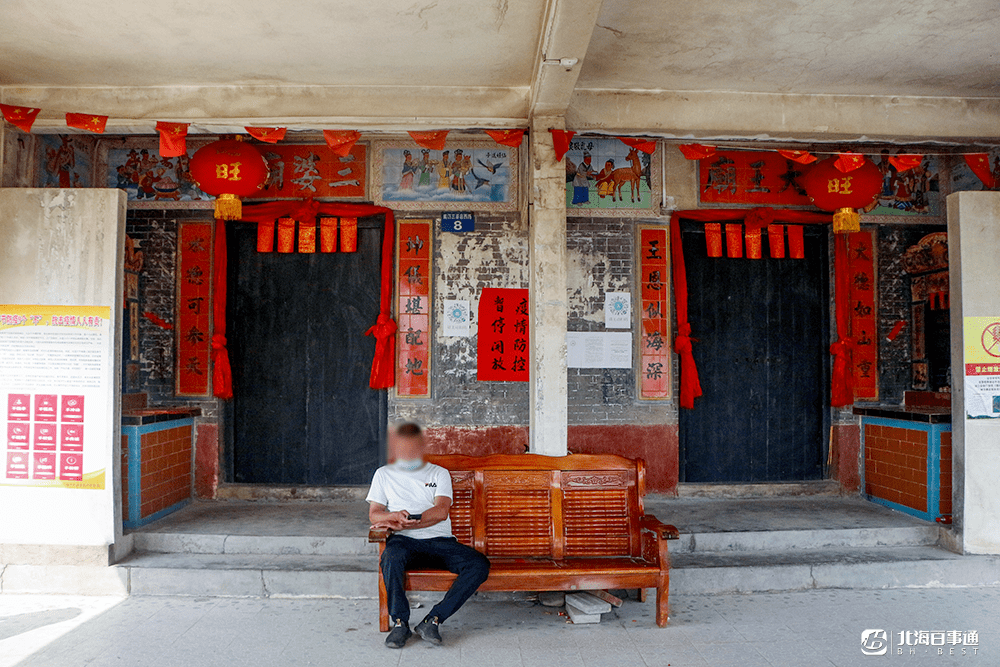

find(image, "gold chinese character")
[216,162,243,181]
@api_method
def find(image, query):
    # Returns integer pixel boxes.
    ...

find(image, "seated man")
[366,422,490,648]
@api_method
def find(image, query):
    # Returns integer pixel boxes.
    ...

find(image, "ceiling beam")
[528,0,605,119]
[567,89,1000,143]
[0,84,531,133]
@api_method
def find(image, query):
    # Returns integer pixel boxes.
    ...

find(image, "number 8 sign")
[442,212,475,233]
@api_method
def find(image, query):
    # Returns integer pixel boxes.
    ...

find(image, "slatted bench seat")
[368,453,680,629]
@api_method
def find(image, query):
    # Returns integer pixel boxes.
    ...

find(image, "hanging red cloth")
[212,199,398,394]
[212,220,233,399]
[669,208,832,409]
[830,234,856,406]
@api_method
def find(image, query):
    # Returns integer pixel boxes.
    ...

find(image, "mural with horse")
[564,138,654,211]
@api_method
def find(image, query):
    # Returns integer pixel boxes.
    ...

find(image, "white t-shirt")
[366,462,454,539]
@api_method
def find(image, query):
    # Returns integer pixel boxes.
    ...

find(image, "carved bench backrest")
[427,454,646,560]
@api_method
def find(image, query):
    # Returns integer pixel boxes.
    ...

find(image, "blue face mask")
[394,457,424,472]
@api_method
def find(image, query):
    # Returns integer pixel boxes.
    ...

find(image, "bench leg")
[378,565,390,632]
[655,574,669,627]
[637,587,647,602]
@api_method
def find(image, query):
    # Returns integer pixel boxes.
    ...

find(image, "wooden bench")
[368,453,680,629]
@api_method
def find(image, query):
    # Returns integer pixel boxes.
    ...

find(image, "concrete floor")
[2,588,995,667]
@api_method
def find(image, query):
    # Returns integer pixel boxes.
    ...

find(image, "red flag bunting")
[245,127,287,144]
[0,104,41,133]
[549,129,575,161]
[155,121,189,157]
[768,224,785,258]
[678,144,716,160]
[887,154,924,173]
[725,223,743,258]
[619,137,657,154]
[964,154,997,189]
[787,225,805,259]
[745,225,762,259]
[705,223,723,257]
[323,130,361,157]
[408,130,449,151]
[65,112,108,134]
[776,149,817,164]
[484,129,525,147]
[834,153,866,173]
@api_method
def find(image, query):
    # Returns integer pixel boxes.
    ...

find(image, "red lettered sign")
[61,395,85,422]
[477,288,529,382]
[7,393,30,421]
[34,394,58,422]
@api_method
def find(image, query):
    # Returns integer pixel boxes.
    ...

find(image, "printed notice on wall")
[604,292,631,329]
[0,305,110,488]
[964,317,1000,419]
[443,300,470,337]
[567,332,633,369]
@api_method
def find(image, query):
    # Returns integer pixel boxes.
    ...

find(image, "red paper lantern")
[800,156,881,233]
[189,139,269,219]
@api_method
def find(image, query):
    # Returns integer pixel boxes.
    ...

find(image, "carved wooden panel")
[482,470,552,488]
[563,471,630,488]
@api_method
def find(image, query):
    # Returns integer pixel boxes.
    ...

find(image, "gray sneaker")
[415,616,443,645]
[385,619,411,649]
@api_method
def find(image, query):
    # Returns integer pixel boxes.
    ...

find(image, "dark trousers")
[381,534,490,625]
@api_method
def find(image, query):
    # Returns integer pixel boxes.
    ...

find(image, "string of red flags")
[322,130,361,157]
[887,154,924,172]
[550,129,575,161]
[484,129,525,147]
[619,137,657,154]
[245,127,287,143]
[65,112,107,134]
[834,152,865,173]
[155,121,190,157]
[777,149,817,164]
[256,217,359,254]
[408,130,449,151]
[679,144,717,160]
[0,104,41,132]
[965,154,998,189]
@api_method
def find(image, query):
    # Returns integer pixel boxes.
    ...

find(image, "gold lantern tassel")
[214,193,242,220]
[832,207,860,234]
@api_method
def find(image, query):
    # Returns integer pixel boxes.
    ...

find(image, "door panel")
[679,221,829,482]
[227,218,386,485]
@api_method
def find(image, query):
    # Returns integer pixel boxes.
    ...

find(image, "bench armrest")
[640,515,680,540]
[368,527,393,543]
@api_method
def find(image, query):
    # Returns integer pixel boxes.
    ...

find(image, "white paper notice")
[443,300,470,337]
[567,332,632,369]
[605,292,631,329]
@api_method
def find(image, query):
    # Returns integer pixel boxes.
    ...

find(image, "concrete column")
[947,191,1000,554]
[527,116,568,456]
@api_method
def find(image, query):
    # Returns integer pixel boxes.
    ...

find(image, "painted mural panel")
[867,153,942,217]
[35,135,94,188]
[106,147,210,202]
[565,138,657,214]
[374,141,518,211]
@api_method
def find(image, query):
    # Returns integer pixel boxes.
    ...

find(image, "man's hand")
[369,505,423,531]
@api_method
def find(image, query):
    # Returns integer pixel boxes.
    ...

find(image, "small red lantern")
[189,139,269,220]
[800,156,881,233]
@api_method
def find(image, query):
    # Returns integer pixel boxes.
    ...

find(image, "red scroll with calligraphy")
[477,288,529,382]
[176,222,213,397]
[638,226,671,399]
[699,151,813,207]
[847,230,878,400]
[396,220,432,397]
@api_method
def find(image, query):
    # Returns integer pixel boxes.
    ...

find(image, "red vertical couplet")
[846,230,879,401]
[476,288,529,382]
[396,220,432,397]
[639,226,671,399]
[176,222,213,397]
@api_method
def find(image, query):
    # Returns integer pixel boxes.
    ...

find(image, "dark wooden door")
[679,221,829,482]
[226,218,386,485]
